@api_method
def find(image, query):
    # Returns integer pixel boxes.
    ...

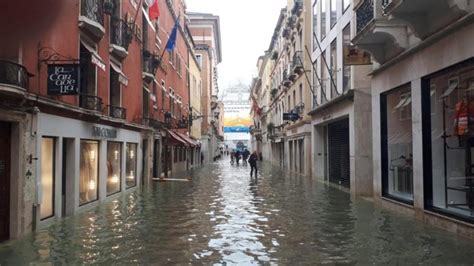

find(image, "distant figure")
[242,149,250,165]
[230,150,235,164]
[248,151,258,178]
[201,152,204,165]
[235,150,241,165]
[259,152,263,161]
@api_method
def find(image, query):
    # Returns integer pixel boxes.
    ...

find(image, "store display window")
[423,59,474,221]
[107,142,122,196]
[40,137,55,220]
[126,143,137,188]
[381,84,414,203]
[80,140,99,205]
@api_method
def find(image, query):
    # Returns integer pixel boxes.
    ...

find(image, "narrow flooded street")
[1,160,474,264]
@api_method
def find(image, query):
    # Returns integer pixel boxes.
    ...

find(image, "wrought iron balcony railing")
[292,51,304,72]
[292,0,304,16]
[356,0,374,33]
[80,94,103,112]
[110,18,131,50]
[108,105,127,119]
[81,0,105,26]
[0,60,29,89]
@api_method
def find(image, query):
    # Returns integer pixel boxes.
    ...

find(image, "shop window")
[40,137,55,220]
[330,0,337,28]
[342,24,351,92]
[321,0,326,39]
[107,142,122,196]
[312,0,318,51]
[330,40,337,97]
[381,85,414,203]
[430,85,437,115]
[343,0,350,12]
[423,59,474,222]
[80,140,99,205]
[126,143,138,188]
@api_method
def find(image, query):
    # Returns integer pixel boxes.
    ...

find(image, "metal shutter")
[328,118,350,188]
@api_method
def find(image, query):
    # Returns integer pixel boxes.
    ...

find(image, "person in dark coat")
[235,150,241,165]
[248,151,258,178]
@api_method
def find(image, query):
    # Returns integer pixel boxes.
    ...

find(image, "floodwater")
[1,159,474,264]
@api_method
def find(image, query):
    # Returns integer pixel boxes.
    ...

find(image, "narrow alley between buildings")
[1,159,473,264]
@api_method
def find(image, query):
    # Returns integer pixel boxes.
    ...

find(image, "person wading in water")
[248,151,258,178]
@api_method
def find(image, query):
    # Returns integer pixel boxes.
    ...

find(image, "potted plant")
[270,88,278,99]
[271,51,278,60]
[267,122,275,135]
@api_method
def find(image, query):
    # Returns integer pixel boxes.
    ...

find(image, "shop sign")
[283,112,300,121]
[343,45,372,65]
[47,64,80,95]
[92,126,117,139]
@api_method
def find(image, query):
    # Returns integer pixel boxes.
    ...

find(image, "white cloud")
[186,0,286,91]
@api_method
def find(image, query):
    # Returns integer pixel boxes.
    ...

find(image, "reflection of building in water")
[222,83,251,149]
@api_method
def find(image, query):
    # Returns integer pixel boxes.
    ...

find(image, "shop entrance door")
[0,122,11,241]
[328,118,350,188]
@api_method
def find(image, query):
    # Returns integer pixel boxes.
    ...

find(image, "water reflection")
[0,160,474,264]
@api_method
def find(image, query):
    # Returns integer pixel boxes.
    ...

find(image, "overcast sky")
[186,0,287,94]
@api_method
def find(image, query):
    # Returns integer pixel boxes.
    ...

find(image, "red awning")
[176,132,198,147]
[166,130,189,146]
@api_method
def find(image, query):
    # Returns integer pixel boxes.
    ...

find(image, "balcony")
[142,52,160,83]
[211,95,219,110]
[110,18,131,59]
[352,0,413,64]
[291,51,304,74]
[143,117,166,129]
[382,0,472,39]
[80,94,103,112]
[0,60,29,95]
[108,105,127,120]
[282,28,291,39]
[291,0,304,16]
[288,63,298,81]
[282,69,292,87]
[79,0,105,39]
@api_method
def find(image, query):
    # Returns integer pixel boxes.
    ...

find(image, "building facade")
[0,0,211,242]
[353,0,474,234]
[310,0,373,196]
[188,12,223,164]
[188,44,203,168]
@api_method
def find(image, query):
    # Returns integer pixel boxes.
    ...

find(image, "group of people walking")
[230,149,259,178]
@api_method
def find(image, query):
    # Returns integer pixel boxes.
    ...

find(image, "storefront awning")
[81,41,106,72]
[110,62,129,86]
[166,129,189,146]
[176,132,199,147]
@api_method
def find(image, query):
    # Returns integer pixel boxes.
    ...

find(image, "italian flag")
[146,0,160,20]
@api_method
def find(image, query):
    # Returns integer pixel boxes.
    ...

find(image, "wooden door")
[0,122,11,241]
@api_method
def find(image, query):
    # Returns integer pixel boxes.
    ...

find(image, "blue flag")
[165,17,180,51]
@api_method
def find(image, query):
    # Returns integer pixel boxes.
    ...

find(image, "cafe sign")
[47,64,80,95]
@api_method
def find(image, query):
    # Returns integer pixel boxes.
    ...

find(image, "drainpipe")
[29,106,40,231]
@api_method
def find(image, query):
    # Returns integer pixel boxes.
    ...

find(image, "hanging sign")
[47,64,80,95]
[343,45,372,65]
[283,112,300,121]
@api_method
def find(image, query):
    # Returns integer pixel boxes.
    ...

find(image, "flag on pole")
[165,16,180,51]
[146,0,160,20]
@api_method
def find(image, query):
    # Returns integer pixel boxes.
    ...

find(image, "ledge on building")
[308,89,354,116]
